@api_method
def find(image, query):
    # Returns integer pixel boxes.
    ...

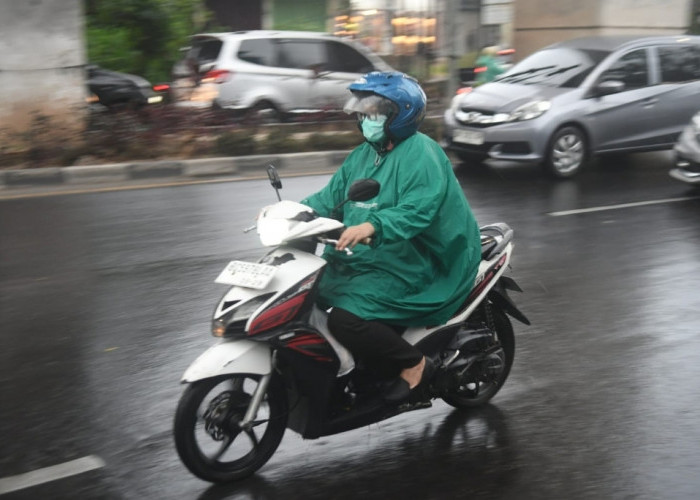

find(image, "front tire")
[442,304,515,409]
[544,125,587,178]
[174,374,287,483]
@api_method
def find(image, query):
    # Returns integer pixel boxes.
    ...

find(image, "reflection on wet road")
[1,151,700,499]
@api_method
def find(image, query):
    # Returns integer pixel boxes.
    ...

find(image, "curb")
[0,150,351,193]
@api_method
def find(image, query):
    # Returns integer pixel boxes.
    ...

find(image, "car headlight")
[508,100,551,122]
[691,114,700,142]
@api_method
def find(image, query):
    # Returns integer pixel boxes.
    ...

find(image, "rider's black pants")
[327,307,423,379]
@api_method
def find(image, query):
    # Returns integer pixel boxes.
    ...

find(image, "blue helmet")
[345,71,427,141]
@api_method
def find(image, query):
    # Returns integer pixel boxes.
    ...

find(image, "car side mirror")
[348,179,380,201]
[593,79,625,97]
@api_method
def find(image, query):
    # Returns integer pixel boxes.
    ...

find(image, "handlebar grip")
[318,238,353,255]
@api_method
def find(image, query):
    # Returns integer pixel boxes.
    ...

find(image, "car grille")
[454,107,500,128]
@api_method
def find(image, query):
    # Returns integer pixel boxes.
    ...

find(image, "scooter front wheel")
[173,374,287,483]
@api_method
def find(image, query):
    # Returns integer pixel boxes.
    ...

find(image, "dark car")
[86,64,168,109]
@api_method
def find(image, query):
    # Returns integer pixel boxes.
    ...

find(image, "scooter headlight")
[212,293,275,337]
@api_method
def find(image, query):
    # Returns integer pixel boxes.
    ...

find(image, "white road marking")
[0,455,105,494]
[547,196,700,216]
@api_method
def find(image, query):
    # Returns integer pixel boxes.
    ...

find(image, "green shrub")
[263,130,307,153]
[214,130,258,156]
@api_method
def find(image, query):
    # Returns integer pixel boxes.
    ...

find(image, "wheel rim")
[452,349,507,402]
[551,132,584,175]
[193,376,273,467]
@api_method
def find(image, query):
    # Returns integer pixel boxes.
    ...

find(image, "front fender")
[181,340,272,383]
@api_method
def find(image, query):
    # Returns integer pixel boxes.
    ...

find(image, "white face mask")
[360,115,387,143]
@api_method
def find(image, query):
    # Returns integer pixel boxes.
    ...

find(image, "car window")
[195,39,223,64]
[496,47,609,88]
[238,38,276,66]
[599,49,649,89]
[277,40,326,70]
[325,41,374,73]
[658,44,700,83]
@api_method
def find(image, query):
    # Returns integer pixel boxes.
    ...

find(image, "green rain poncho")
[301,132,481,327]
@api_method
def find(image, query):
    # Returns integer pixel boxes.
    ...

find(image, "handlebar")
[318,238,354,255]
[318,236,372,255]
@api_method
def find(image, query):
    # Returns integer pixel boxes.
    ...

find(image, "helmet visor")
[343,92,396,120]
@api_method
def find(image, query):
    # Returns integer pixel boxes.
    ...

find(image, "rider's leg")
[328,307,425,387]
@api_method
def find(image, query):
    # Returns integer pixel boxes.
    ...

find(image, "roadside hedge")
[0,107,444,170]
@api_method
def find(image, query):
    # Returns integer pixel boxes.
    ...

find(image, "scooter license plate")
[215,261,277,289]
[453,129,485,145]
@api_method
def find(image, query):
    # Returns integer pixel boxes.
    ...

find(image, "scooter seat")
[480,234,497,259]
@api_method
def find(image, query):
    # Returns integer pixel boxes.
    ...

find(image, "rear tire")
[442,305,515,409]
[174,374,287,483]
[245,100,284,124]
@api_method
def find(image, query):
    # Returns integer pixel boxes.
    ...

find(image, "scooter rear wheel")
[442,305,515,409]
[174,374,287,483]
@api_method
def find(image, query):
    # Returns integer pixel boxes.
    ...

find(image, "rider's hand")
[337,222,375,251]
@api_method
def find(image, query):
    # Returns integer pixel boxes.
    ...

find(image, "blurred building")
[337,1,513,58]
[205,0,262,30]
[514,0,693,60]
[0,0,85,148]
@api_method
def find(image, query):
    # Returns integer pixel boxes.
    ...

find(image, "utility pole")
[444,0,459,99]
[383,0,395,56]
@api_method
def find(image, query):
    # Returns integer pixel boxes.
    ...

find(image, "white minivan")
[172,30,393,121]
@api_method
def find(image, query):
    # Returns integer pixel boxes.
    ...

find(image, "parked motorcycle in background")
[173,166,530,483]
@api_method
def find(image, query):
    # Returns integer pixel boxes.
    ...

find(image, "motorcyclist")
[474,46,506,85]
[301,71,481,403]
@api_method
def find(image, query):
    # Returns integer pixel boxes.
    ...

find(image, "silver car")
[443,35,700,178]
[171,30,393,121]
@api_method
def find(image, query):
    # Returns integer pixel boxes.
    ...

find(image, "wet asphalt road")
[2,152,700,499]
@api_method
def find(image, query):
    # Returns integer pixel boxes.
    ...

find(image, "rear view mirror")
[348,179,380,202]
[330,179,380,217]
[593,80,625,97]
[267,165,282,201]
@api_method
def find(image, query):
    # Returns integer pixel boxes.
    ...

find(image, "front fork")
[240,373,272,430]
[239,351,277,430]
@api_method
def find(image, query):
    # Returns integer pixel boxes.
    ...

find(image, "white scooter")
[174,166,529,483]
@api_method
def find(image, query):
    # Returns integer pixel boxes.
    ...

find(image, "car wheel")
[245,101,284,124]
[544,126,587,179]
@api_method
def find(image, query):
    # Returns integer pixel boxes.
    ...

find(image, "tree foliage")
[85,0,210,82]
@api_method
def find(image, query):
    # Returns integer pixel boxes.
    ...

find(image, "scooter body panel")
[181,340,272,382]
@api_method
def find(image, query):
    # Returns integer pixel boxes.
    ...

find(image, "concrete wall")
[513,0,693,60]
[0,0,85,148]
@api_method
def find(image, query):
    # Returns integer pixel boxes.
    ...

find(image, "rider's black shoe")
[382,357,435,405]
[382,377,411,404]
[408,357,435,405]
